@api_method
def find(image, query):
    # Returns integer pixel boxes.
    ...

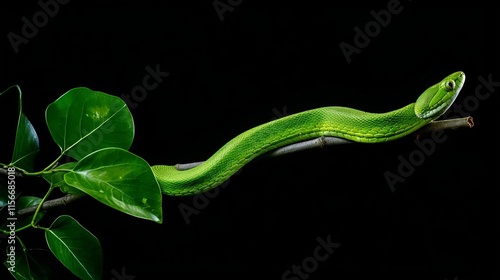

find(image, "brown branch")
[16,193,86,217]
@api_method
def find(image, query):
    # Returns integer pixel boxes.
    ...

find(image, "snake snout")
[415,71,465,120]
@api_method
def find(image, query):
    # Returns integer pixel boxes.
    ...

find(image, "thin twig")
[416,116,474,136]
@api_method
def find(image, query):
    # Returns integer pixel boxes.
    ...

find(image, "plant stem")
[30,186,55,229]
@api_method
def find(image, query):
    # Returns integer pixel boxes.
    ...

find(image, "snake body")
[152,71,465,196]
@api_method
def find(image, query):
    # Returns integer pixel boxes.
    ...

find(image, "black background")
[1,1,498,280]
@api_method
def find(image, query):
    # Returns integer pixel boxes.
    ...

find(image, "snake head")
[415,71,465,120]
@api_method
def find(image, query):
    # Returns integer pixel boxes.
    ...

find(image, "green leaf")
[0,196,45,230]
[0,85,40,171]
[45,215,103,280]
[11,114,39,172]
[43,162,85,195]
[3,240,57,280]
[64,148,162,223]
[6,248,60,280]
[4,238,31,280]
[45,87,134,161]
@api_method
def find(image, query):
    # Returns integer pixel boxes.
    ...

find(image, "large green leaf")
[45,87,134,160]
[0,85,39,171]
[64,148,162,223]
[45,215,103,280]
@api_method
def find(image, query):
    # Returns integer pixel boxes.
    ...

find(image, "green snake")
[152,71,465,196]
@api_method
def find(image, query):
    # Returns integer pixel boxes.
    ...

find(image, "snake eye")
[445,80,455,91]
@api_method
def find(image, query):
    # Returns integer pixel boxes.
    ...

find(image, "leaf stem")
[27,186,55,230]
[41,153,66,173]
